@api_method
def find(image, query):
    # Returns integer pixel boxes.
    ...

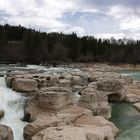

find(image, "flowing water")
[0,77,27,140]
[112,70,140,140]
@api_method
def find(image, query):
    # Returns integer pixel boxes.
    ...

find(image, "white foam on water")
[0,77,28,140]
[26,65,46,70]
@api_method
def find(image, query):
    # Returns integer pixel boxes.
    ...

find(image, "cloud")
[95,33,125,39]
[0,0,139,39]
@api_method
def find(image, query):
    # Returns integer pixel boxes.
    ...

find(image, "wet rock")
[12,78,38,93]
[133,102,140,111]
[5,76,13,88]
[0,110,4,119]
[0,125,14,140]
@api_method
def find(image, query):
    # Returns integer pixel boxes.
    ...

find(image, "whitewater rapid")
[0,77,27,140]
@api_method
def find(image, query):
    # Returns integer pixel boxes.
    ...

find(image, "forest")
[0,24,140,64]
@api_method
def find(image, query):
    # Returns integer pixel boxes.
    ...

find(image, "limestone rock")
[133,102,140,112]
[37,87,74,110]
[59,79,71,87]
[74,115,119,137]
[0,110,4,119]
[57,106,92,125]
[78,87,111,119]
[32,119,118,140]
[107,89,127,101]
[24,116,59,139]
[125,87,140,96]
[97,80,123,91]
[5,76,13,88]
[24,105,92,139]
[125,94,140,103]
[12,78,38,93]
[0,125,14,140]
[71,76,82,86]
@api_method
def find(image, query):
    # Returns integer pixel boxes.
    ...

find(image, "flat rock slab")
[125,94,140,103]
[12,78,38,93]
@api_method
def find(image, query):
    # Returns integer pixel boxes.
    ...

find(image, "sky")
[0,0,140,39]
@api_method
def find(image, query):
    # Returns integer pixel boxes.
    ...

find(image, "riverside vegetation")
[0,24,140,64]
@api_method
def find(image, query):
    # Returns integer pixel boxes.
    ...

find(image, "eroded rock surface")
[0,125,14,140]
[5,64,138,140]
[31,116,118,140]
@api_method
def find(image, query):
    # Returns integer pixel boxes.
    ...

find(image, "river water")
[112,70,140,140]
[0,77,27,140]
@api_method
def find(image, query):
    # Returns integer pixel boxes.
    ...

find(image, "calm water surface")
[112,70,140,140]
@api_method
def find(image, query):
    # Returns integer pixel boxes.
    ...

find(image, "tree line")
[0,24,140,64]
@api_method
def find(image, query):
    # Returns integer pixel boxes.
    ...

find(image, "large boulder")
[12,78,38,93]
[24,106,92,139]
[78,87,111,119]
[37,87,74,110]
[32,125,117,140]
[97,80,123,91]
[32,116,118,140]
[0,125,14,140]
[24,116,59,139]
[74,115,119,137]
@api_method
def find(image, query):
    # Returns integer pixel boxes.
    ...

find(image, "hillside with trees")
[0,24,140,64]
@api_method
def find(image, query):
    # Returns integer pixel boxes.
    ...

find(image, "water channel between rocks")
[112,70,140,140]
[0,77,27,140]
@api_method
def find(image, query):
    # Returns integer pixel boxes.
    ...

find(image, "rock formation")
[0,125,14,140]
[5,64,138,140]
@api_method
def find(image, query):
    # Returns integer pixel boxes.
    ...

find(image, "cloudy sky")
[0,0,140,39]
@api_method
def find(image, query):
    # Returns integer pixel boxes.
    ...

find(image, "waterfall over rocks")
[0,77,28,140]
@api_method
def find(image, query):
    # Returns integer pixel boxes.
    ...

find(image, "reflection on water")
[111,102,140,140]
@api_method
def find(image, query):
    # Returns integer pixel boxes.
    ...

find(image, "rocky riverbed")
[1,63,140,140]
